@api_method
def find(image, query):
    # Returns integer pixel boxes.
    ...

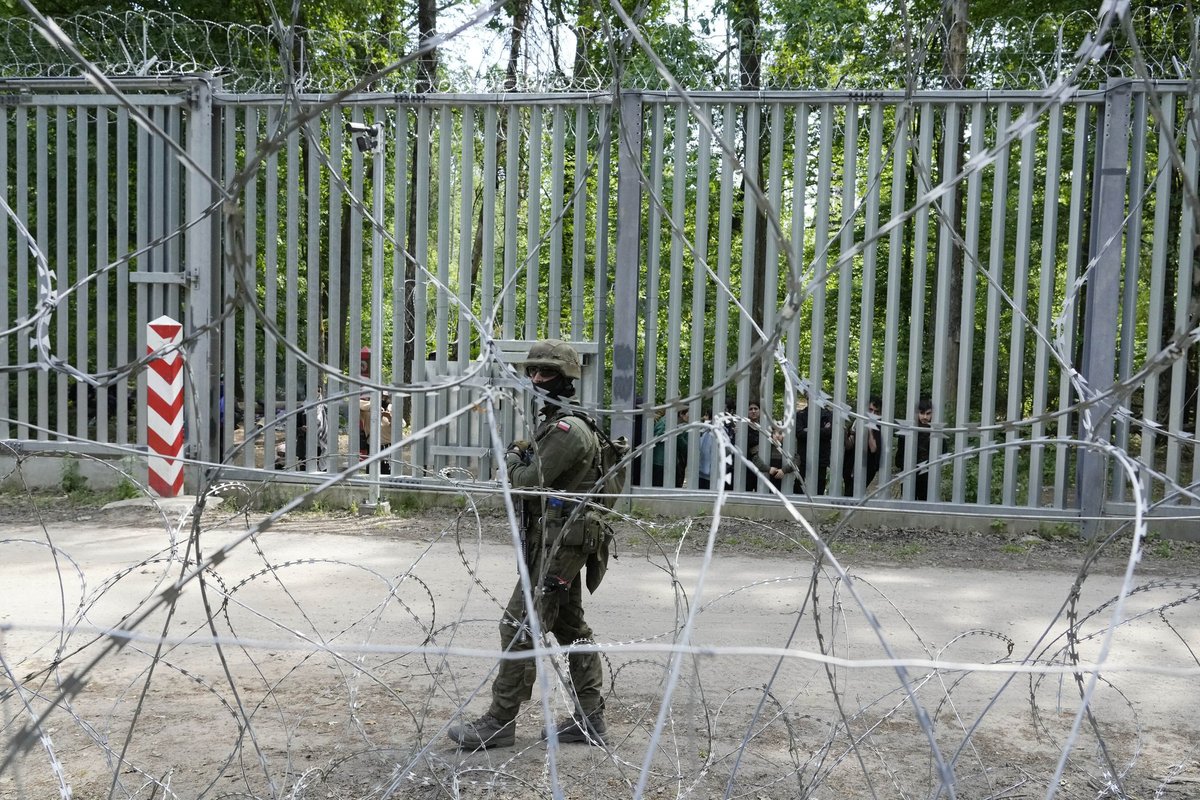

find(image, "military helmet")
[523,339,582,380]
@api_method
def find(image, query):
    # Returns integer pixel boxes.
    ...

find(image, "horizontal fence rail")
[1,79,1198,524]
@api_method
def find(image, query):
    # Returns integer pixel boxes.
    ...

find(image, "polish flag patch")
[556,420,572,432]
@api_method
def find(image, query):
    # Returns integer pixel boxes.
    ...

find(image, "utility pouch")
[584,523,615,594]
[559,513,602,553]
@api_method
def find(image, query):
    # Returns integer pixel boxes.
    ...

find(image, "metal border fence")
[1,77,1198,524]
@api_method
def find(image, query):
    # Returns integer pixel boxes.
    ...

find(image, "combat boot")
[447,714,516,749]
[543,709,607,745]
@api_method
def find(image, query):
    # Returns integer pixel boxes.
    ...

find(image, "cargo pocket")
[560,514,602,552]
[585,523,615,594]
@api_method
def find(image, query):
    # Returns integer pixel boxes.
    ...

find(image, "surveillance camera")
[346,121,383,153]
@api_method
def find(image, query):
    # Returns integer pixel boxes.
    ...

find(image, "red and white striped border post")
[146,315,184,497]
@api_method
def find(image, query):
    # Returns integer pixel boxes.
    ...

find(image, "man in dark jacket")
[895,396,933,500]
[448,339,609,750]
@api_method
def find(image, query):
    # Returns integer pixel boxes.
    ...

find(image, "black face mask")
[537,374,576,403]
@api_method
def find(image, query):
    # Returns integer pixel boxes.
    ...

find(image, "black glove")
[507,440,532,465]
[542,574,571,595]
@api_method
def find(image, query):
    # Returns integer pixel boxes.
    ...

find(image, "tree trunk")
[505,0,531,90]
[730,0,767,393]
[941,0,969,403]
[398,0,438,426]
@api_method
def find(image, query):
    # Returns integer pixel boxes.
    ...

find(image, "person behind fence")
[753,428,798,490]
[651,406,667,486]
[743,399,763,491]
[357,346,394,473]
[673,406,690,488]
[842,395,882,495]
[894,395,933,501]
[794,402,833,496]
[448,339,611,750]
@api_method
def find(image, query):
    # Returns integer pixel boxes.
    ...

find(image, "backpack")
[573,414,629,509]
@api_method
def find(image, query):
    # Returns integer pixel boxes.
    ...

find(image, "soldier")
[448,339,610,750]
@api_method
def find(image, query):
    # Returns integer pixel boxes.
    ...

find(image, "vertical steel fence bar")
[368,105,387,490]
[348,107,364,470]
[283,120,301,472]
[1029,102,1065,506]
[593,104,612,397]
[829,102,857,496]
[687,105,712,482]
[666,102,689,484]
[785,103,809,495]
[135,109,152,447]
[524,107,543,341]
[221,107,238,461]
[880,102,909,493]
[853,103,885,498]
[95,108,110,444]
[712,101,734,466]
[929,101,960,502]
[0,107,7,440]
[480,105,499,335]
[1179,91,1200,496]
[326,108,344,471]
[167,107,182,317]
[432,104,451,472]
[900,103,935,500]
[14,107,27,439]
[304,112,321,469]
[641,103,665,488]
[1139,93,1176,500]
[1054,102,1091,508]
[737,102,761,491]
[571,105,587,341]
[502,105,519,342]
[978,102,1011,505]
[75,104,89,439]
[1113,90,1148,504]
[1002,102,1037,506]
[760,101,785,488]
[805,103,833,495]
[411,106,432,468]
[478,105,499,477]
[36,106,48,438]
[392,104,411,471]
[242,108,260,469]
[432,103,451,371]
[952,102,985,503]
[262,106,280,469]
[548,105,565,339]
[116,108,131,446]
[55,106,69,438]
[456,106,475,469]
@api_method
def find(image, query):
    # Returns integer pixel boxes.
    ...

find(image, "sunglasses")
[525,365,561,379]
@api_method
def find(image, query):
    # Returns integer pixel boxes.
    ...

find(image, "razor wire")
[0,4,1195,92]
[2,0,1200,798]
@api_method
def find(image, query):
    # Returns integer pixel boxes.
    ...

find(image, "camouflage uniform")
[488,400,606,721]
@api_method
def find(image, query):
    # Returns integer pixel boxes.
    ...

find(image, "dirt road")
[2,502,1198,798]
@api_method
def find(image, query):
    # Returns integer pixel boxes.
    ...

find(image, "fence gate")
[0,78,217,474]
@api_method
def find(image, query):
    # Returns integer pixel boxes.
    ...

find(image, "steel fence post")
[612,92,643,453]
[1077,78,1131,536]
[184,74,219,480]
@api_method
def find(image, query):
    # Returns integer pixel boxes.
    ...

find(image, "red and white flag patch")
[556,420,572,432]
